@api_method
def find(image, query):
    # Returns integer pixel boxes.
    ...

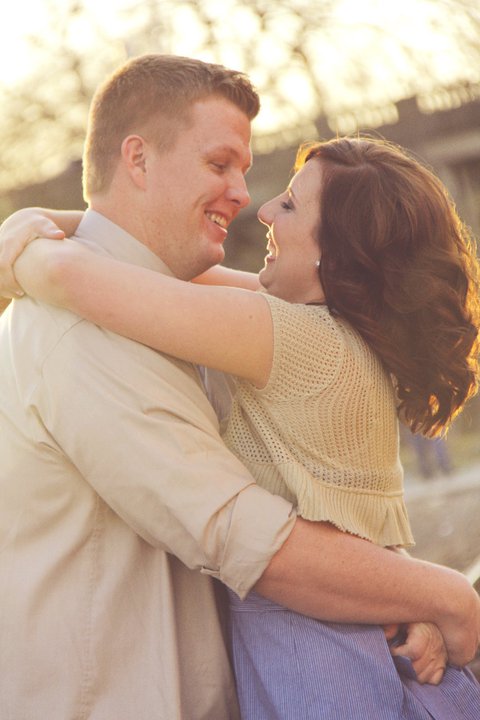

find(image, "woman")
[2,136,480,719]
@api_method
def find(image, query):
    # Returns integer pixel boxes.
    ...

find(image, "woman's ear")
[121,135,147,189]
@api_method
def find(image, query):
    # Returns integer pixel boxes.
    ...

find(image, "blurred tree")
[1,0,480,196]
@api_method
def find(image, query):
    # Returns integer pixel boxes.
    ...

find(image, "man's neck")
[89,197,144,247]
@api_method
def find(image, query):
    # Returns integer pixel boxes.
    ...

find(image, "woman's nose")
[257,199,273,226]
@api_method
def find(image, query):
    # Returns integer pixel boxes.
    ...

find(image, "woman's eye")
[281,201,292,210]
[212,162,227,172]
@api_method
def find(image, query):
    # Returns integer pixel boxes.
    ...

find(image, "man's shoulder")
[2,295,83,351]
[5,292,209,389]
[2,292,219,433]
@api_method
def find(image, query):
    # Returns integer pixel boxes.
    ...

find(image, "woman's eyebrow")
[287,185,298,203]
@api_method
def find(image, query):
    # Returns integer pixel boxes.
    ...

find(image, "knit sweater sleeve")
[258,293,344,400]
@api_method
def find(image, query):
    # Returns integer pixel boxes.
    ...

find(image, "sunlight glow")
[0,2,47,85]
[0,0,478,138]
[0,0,132,85]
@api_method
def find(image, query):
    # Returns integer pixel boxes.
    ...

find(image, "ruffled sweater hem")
[240,460,414,548]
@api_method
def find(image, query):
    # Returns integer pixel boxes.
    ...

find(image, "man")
[0,54,478,719]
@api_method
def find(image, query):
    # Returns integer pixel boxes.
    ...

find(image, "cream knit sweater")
[222,293,414,548]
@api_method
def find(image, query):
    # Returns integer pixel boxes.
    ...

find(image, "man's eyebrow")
[207,145,252,173]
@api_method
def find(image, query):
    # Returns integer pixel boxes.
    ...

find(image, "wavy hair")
[295,136,480,436]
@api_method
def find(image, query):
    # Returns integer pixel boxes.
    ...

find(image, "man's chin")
[204,242,225,271]
[186,250,225,281]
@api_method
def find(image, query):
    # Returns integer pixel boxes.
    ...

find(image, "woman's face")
[257,159,325,304]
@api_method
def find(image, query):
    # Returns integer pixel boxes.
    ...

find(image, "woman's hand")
[0,208,65,298]
[385,622,448,685]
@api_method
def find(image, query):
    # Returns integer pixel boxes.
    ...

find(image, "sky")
[0,3,50,84]
[0,0,133,85]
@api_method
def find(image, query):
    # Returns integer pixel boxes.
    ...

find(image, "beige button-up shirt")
[0,211,295,720]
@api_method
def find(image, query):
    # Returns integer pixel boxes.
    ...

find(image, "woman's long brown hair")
[296,136,480,437]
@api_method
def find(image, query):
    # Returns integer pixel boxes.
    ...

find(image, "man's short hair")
[83,54,260,199]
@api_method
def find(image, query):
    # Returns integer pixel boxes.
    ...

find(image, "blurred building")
[2,159,85,219]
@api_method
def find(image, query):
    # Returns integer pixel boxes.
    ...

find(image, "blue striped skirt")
[228,590,480,719]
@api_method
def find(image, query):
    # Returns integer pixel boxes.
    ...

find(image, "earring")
[315,260,321,268]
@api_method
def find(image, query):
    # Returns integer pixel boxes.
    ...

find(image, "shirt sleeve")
[34,317,296,598]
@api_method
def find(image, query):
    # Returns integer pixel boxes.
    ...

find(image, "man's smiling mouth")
[206,212,228,228]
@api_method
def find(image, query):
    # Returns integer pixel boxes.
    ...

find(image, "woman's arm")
[0,207,83,298]
[15,239,273,386]
[193,265,262,291]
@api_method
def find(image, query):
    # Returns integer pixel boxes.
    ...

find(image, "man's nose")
[227,175,250,209]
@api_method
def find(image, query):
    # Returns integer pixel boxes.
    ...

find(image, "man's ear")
[121,135,148,189]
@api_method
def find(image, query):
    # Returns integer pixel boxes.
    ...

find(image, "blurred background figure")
[409,435,453,480]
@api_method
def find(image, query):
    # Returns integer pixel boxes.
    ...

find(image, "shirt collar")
[75,209,175,277]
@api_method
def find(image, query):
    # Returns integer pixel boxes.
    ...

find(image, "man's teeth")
[206,212,227,228]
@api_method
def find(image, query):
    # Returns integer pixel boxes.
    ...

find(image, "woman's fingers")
[0,211,65,298]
